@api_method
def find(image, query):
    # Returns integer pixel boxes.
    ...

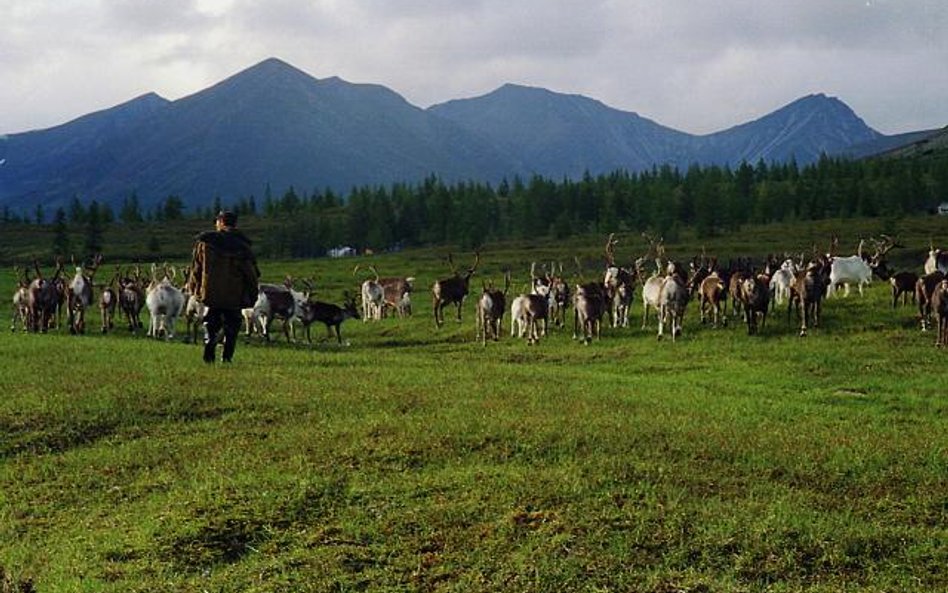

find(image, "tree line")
[3,152,946,259]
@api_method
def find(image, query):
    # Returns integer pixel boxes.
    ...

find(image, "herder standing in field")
[187,210,260,363]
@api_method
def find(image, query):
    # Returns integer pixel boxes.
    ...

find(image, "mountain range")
[0,57,936,214]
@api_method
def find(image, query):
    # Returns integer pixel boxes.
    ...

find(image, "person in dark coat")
[187,210,260,363]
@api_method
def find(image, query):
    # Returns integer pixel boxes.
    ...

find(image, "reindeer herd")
[442,232,948,348]
[9,234,948,350]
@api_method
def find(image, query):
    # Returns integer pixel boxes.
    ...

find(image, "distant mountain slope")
[0,93,170,207]
[842,127,947,160]
[432,89,883,174]
[0,59,513,212]
[693,94,883,166]
[428,84,693,177]
[0,57,927,216]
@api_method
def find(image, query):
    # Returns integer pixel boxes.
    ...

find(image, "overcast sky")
[2,0,946,136]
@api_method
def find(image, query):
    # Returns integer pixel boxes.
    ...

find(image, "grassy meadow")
[1,216,947,592]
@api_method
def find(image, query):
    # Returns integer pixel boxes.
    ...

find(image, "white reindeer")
[641,273,665,330]
[145,264,186,340]
[658,267,689,341]
[769,259,798,306]
[360,274,384,322]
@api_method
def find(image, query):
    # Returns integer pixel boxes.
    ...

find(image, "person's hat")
[216,210,237,226]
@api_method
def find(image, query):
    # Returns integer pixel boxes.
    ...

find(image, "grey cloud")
[0,0,945,134]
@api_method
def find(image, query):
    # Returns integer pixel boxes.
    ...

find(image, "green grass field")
[1,219,947,592]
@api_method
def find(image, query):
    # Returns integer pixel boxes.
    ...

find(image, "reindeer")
[769,257,798,308]
[509,263,553,344]
[931,279,948,347]
[11,266,32,332]
[379,275,415,318]
[698,271,727,328]
[65,253,102,334]
[183,293,208,344]
[658,261,690,341]
[119,265,147,332]
[567,257,606,341]
[99,267,120,334]
[476,273,509,345]
[790,257,827,337]
[572,282,606,344]
[728,264,750,321]
[739,273,770,335]
[889,271,919,308]
[27,259,65,333]
[432,251,480,327]
[298,292,361,345]
[916,271,945,332]
[355,265,384,322]
[604,234,636,328]
[639,234,668,331]
[827,237,894,297]
[547,263,571,328]
[924,240,948,275]
[251,277,312,342]
[145,263,186,340]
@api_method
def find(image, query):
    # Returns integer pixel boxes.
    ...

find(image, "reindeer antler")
[469,251,480,274]
[573,256,586,283]
[446,253,458,275]
[605,233,618,266]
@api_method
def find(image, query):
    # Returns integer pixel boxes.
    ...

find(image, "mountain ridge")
[0,57,928,214]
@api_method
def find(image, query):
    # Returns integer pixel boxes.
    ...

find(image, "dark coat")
[188,228,260,309]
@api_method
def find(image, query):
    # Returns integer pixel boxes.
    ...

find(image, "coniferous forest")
[3,153,946,260]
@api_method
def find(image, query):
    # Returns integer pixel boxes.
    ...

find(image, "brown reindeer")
[916,271,945,331]
[99,267,120,334]
[476,273,509,345]
[889,271,919,308]
[298,292,361,345]
[119,265,147,332]
[547,263,571,328]
[698,271,727,328]
[27,259,65,333]
[739,273,771,335]
[572,282,606,344]
[789,258,827,337]
[604,234,637,328]
[931,279,948,347]
[432,251,480,327]
[379,276,415,318]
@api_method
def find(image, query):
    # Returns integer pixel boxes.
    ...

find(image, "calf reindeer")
[432,252,480,327]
